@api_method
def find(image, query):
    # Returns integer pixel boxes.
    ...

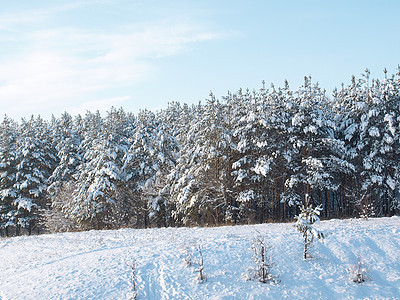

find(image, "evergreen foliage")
[1,67,400,235]
[294,196,325,259]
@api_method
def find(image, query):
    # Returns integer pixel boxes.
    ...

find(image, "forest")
[1,68,400,236]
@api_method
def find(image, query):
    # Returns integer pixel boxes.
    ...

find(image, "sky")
[1,0,400,120]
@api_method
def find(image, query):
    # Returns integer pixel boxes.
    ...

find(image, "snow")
[238,190,254,203]
[292,113,304,126]
[235,169,247,182]
[387,176,396,191]
[0,217,399,299]
[253,159,271,177]
[14,196,34,212]
[368,126,380,137]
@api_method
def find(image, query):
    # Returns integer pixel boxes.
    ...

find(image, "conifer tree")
[0,116,18,236]
[47,112,82,195]
[10,116,55,234]
[170,96,234,225]
[294,196,324,259]
[123,109,177,227]
[67,109,131,229]
[282,77,354,218]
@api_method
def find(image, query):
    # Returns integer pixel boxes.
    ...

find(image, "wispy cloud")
[0,2,86,30]
[0,3,218,119]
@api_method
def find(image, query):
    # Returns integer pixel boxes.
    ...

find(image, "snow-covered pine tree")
[170,96,234,226]
[47,112,82,195]
[163,101,192,145]
[123,109,177,227]
[333,75,364,216]
[336,69,400,217]
[294,196,324,259]
[149,110,178,227]
[359,70,400,215]
[282,77,354,218]
[0,116,19,236]
[10,116,56,235]
[236,82,295,222]
[195,244,206,283]
[230,87,266,224]
[167,103,199,225]
[44,112,84,232]
[253,82,294,221]
[250,235,275,283]
[68,109,132,229]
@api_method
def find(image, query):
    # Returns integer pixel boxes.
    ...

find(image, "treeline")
[1,68,400,236]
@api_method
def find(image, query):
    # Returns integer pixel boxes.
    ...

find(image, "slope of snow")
[0,217,399,299]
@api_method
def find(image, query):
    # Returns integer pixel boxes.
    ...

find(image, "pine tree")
[230,87,265,223]
[67,109,132,229]
[123,109,177,227]
[170,96,234,226]
[232,83,294,222]
[11,116,56,234]
[250,235,275,283]
[47,112,82,195]
[0,116,18,236]
[282,77,354,218]
[336,69,400,217]
[294,196,324,259]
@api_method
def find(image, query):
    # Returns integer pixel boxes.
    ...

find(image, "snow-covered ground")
[1,217,399,300]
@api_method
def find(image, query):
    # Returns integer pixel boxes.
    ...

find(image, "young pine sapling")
[126,258,138,299]
[181,242,206,283]
[250,236,276,283]
[195,245,206,283]
[294,196,325,259]
[350,256,367,283]
[181,245,193,267]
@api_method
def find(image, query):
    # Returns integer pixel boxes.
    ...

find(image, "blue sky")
[1,0,399,120]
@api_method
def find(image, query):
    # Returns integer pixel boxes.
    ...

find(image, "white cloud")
[0,2,87,31]
[0,19,217,119]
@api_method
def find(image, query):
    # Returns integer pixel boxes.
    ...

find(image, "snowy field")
[0,217,399,300]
